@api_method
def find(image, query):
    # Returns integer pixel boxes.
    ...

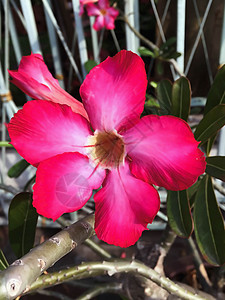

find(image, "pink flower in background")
[8,53,88,120]
[86,0,119,31]
[8,50,206,247]
[79,0,98,15]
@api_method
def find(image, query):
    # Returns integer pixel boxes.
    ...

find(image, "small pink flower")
[8,53,88,119]
[8,51,206,247]
[80,0,98,15]
[86,0,119,31]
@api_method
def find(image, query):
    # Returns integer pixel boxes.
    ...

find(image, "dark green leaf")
[204,64,225,115]
[187,180,201,208]
[159,37,177,51]
[167,190,193,238]
[156,79,172,113]
[194,176,225,265]
[156,61,164,75]
[9,192,38,257]
[8,159,30,178]
[84,60,97,73]
[206,156,225,181]
[203,134,217,156]
[171,76,191,121]
[194,104,225,144]
[138,46,155,58]
[0,249,9,270]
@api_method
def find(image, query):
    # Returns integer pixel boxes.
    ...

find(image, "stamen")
[85,130,126,169]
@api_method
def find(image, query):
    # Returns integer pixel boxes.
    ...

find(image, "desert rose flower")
[86,0,119,30]
[8,50,206,247]
[79,0,98,15]
[8,53,88,119]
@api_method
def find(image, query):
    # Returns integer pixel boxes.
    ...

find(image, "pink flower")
[86,0,119,31]
[8,51,206,247]
[8,53,88,120]
[79,0,98,15]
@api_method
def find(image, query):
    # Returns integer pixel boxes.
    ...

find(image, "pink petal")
[104,15,116,30]
[8,100,91,166]
[33,152,105,221]
[94,162,160,247]
[123,115,206,190]
[8,53,88,119]
[98,0,108,9]
[80,50,147,132]
[107,7,119,18]
[86,3,101,16]
[93,15,105,31]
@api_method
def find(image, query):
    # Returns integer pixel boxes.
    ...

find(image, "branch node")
[50,237,61,245]
[7,279,22,297]
[38,259,46,272]
[71,240,77,250]
[12,259,24,266]
[80,221,90,232]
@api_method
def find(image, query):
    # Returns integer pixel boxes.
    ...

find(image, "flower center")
[100,9,107,16]
[86,130,125,169]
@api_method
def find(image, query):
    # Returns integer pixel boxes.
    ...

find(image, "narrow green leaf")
[171,76,191,121]
[8,159,30,178]
[204,64,225,115]
[194,176,225,265]
[194,104,225,144]
[0,249,9,270]
[156,79,172,113]
[9,192,38,258]
[138,46,155,57]
[205,156,225,181]
[167,190,193,238]
[84,60,97,73]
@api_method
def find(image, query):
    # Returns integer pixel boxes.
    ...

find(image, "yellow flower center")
[86,130,125,169]
[100,9,107,16]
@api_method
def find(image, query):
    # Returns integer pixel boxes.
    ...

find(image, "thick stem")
[56,216,112,260]
[0,214,95,300]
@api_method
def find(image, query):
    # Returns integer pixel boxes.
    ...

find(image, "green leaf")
[204,64,225,115]
[156,79,172,113]
[194,176,225,265]
[205,156,225,181]
[0,249,9,270]
[167,190,193,238]
[138,46,155,58]
[84,60,97,73]
[171,76,191,121]
[194,104,225,144]
[159,37,177,51]
[9,192,38,258]
[8,159,30,178]
[187,180,201,208]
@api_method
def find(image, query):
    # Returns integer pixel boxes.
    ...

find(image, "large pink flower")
[86,0,119,31]
[8,50,206,247]
[8,53,88,119]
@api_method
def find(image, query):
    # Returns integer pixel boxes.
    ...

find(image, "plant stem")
[0,214,95,299]
[26,259,207,300]
[84,239,112,260]
[75,283,123,300]
[56,216,112,260]
[187,237,212,292]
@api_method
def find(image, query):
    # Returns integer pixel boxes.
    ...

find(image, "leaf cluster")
[155,69,225,266]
